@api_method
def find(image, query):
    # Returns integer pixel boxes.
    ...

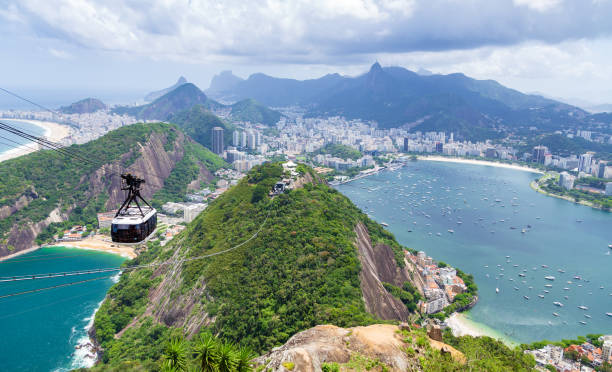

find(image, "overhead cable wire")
[0,275,115,299]
[0,213,270,284]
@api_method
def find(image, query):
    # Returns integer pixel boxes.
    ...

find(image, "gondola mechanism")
[111,173,157,243]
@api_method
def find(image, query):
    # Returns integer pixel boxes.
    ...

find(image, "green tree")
[194,333,219,372]
[217,341,238,372]
[236,346,256,372]
[162,337,188,372]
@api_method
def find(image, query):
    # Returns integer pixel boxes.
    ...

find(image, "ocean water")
[0,119,46,155]
[0,247,125,371]
[337,160,612,343]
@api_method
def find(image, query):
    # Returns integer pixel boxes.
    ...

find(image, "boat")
[448,229,454,233]
[578,305,589,310]
[574,276,581,280]
[496,288,499,293]
[523,296,530,300]
[553,302,564,307]
[608,244,612,249]
[541,265,549,268]
[381,222,389,227]
[545,276,555,281]
[558,269,565,273]
[538,295,544,298]
[553,312,560,317]
[521,229,526,234]
[543,290,549,293]
[518,273,526,277]
[584,315,592,319]
[606,313,612,317]
[563,287,570,291]
[580,321,587,325]
[514,287,519,291]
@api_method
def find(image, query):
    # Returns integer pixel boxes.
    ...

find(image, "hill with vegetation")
[113,83,221,121]
[311,143,362,160]
[0,123,225,257]
[144,76,188,102]
[229,98,282,126]
[59,98,107,114]
[206,63,596,141]
[91,163,415,366]
[168,105,233,150]
[115,82,282,128]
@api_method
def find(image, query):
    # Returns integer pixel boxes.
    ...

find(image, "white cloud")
[48,47,72,59]
[513,0,563,11]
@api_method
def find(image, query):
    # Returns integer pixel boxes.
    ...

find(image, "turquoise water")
[337,160,612,343]
[0,247,125,371]
[0,119,46,155]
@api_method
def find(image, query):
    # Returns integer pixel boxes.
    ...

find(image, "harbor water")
[337,160,612,343]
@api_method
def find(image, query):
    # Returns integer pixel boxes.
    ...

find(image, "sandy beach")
[0,118,72,162]
[418,155,544,174]
[48,235,137,259]
[446,313,516,346]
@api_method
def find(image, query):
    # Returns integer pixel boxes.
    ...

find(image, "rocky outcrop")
[254,324,465,372]
[354,222,412,321]
[0,189,38,220]
[1,207,68,255]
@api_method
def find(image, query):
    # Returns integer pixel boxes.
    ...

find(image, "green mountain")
[229,98,282,126]
[206,63,591,140]
[59,98,107,114]
[144,76,187,102]
[168,105,233,149]
[115,83,282,128]
[0,123,225,258]
[92,162,423,367]
[113,83,221,121]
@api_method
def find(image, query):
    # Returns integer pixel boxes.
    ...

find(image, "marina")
[337,160,612,343]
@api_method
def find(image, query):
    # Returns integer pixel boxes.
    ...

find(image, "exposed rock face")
[354,222,411,321]
[254,324,464,372]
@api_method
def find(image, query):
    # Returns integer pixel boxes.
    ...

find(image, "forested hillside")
[0,123,224,257]
[92,163,412,367]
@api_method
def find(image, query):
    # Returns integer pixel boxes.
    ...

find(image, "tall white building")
[578,153,593,173]
[558,172,575,190]
[232,131,241,147]
[606,182,612,196]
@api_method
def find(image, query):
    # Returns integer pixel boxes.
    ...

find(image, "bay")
[0,246,125,371]
[0,119,46,155]
[337,160,612,343]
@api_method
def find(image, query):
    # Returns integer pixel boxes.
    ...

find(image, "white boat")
[553,302,563,307]
[606,313,612,317]
[544,284,553,288]
[584,315,591,319]
[523,296,530,300]
[381,222,389,227]
[538,295,544,298]
[545,276,555,281]
[553,312,560,317]
[579,321,587,325]
[448,229,454,233]
[578,305,589,310]
[496,288,499,293]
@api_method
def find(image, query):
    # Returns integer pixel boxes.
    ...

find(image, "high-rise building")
[597,161,607,178]
[232,131,241,147]
[246,130,256,149]
[558,172,575,190]
[211,127,224,155]
[606,182,612,196]
[603,340,612,362]
[435,142,443,153]
[403,137,408,152]
[578,153,593,173]
[532,146,548,164]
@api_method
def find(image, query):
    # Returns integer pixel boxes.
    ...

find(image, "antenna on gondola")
[115,173,152,218]
[111,174,157,243]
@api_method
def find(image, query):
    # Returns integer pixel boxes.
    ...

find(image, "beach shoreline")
[446,312,516,346]
[418,155,544,174]
[0,118,72,162]
[0,235,136,262]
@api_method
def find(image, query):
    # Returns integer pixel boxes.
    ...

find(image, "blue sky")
[2,0,612,107]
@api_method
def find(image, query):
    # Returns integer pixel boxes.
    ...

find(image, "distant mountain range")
[144,76,188,102]
[59,97,107,114]
[113,83,282,127]
[206,63,602,140]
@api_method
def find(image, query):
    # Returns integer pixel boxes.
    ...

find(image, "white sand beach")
[446,313,516,346]
[418,155,544,174]
[48,235,137,259]
[0,119,72,162]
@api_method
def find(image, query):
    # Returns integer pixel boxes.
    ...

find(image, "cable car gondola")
[111,173,157,243]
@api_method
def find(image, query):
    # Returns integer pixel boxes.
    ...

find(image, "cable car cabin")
[111,173,157,243]
[111,206,157,243]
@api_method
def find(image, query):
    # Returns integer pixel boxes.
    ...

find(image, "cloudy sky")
[2,0,612,107]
